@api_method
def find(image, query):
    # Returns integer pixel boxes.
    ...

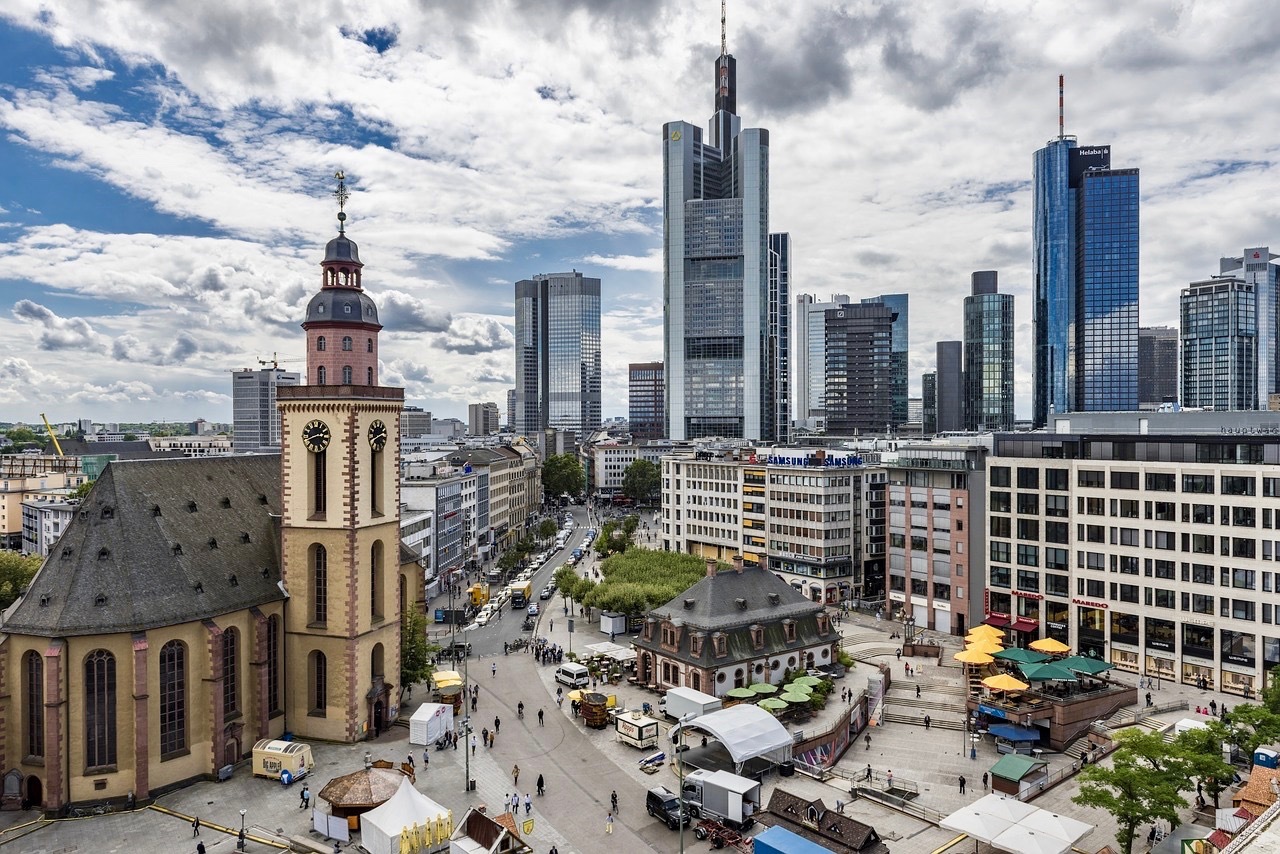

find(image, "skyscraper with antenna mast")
[1032,76,1139,425]
[662,3,788,442]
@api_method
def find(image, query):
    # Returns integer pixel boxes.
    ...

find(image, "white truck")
[657,686,722,722]
[682,769,761,831]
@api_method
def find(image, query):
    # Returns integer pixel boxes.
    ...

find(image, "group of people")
[532,636,565,665]
[1196,699,1228,718]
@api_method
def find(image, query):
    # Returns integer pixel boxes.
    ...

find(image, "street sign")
[523,819,535,834]
[568,619,575,634]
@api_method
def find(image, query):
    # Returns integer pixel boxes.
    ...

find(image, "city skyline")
[0,2,1277,422]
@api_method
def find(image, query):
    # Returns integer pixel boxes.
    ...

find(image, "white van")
[554,662,590,688]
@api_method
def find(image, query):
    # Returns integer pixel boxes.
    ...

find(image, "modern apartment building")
[230,367,300,452]
[1033,130,1139,423]
[662,36,787,442]
[1138,326,1179,410]
[861,294,910,427]
[513,271,602,436]
[884,445,987,636]
[20,498,77,556]
[986,413,1280,697]
[964,271,1015,431]
[628,362,666,441]
[660,447,866,604]
[1180,277,1256,411]
[794,294,851,427]
[824,302,896,434]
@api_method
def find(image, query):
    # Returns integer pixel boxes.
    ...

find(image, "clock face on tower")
[368,419,388,452]
[301,419,331,453]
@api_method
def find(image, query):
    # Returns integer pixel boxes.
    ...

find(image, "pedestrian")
[1146,692,1152,707]
[193,816,201,837]
[408,753,415,770]
[424,748,430,766]
[489,731,495,748]
[959,775,966,794]
[471,695,477,712]
[537,774,545,796]
[482,726,489,746]
[605,810,614,834]
[896,648,902,660]
[611,790,619,813]
[886,770,893,790]
[865,733,872,751]
[982,772,988,790]
[1210,700,1218,716]
[512,792,520,814]
[550,619,554,632]
[470,733,478,755]
[513,764,520,786]
[864,764,872,781]
[538,708,545,727]
[301,784,311,809]
[197,843,206,854]
[524,793,532,815]
[495,716,501,734]
[492,662,497,678]
[550,846,558,854]
[916,685,921,698]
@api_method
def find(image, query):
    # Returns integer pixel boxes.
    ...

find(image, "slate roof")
[3,455,285,636]
[759,789,886,853]
[53,438,188,460]
[651,563,822,631]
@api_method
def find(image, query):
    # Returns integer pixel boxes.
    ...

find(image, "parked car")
[540,587,554,600]
[527,603,539,616]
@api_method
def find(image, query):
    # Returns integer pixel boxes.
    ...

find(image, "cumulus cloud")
[439,316,514,355]
[379,290,452,333]
[581,250,662,272]
[12,299,106,352]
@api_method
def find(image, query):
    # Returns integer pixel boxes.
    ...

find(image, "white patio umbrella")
[939,808,1014,843]
[1019,811,1094,845]
[967,793,1038,823]
[990,824,1074,854]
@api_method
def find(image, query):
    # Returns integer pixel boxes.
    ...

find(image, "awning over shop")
[1010,618,1039,633]
[984,614,1011,627]
[988,723,1041,742]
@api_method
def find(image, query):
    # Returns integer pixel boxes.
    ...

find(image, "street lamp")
[903,614,917,646]
[673,712,696,854]
[462,625,473,794]
[238,808,247,851]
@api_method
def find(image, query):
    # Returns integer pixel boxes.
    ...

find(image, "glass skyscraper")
[663,41,787,441]
[963,271,1014,431]
[768,233,792,444]
[513,272,601,435]
[861,294,909,426]
[1180,277,1256,411]
[824,302,896,434]
[794,293,851,426]
[1220,247,1280,406]
[1033,139,1139,424]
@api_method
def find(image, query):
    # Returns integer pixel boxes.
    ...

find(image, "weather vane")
[333,170,350,233]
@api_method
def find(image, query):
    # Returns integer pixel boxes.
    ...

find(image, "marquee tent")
[360,777,451,854]
[681,705,793,771]
[408,703,454,746]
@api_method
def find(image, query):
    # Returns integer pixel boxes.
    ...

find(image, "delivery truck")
[681,769,761,830]
[658,686,722,721]
[615,712,661,749]
[510,580,533,609]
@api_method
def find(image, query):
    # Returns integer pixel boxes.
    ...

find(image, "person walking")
[408,753,415,770]
[605,810,614,834]
[538,708,545,727]
[470,733,477,755]
[959,775,966,794]
[886,770,894,791]
[197,843,206,854]
[495,716,501,734]
[524,793,532,815]
[511,792,520,814]
[1146,691,1153,707]
[611,790,619,813]
[924,714,931,730]
[300,784,311,809]
[537,773,545,796]
[864,764,872,781]
[193,816,202,837]
[896,648,902,660]
[492,662,497,678]
[513,764,520,786]
[915,685,921,698]
[982,772,989,790]
[865,733,872,751]
[482,726,489,747]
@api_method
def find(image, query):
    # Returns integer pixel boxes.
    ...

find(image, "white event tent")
[360,777,451,854]
[409,703,454,746]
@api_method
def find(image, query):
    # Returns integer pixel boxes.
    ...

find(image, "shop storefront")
[1110,647,1139,673]
[1144,655,1175,683]
[1221,630,1258,698]
[1182,661,1215,690]
[1076,606,1106,660]
[1221,664,1256,699]
[1044,600,1069,644]
[1181,624,1215,688]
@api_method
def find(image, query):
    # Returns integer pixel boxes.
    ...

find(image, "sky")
[0,1,1278,427]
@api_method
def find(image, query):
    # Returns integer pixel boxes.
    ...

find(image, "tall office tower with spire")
[663,8,787,441]
[513,271,602,436]
[794,293,851,427]
[861,294,910,426]
[1032,77,1139,425]
[964,271,1015,430]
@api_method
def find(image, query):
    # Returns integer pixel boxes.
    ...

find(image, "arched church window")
[159,640,186,756]
[222,628,238,715]
[317,366,326,385]
[342,366,353,384]
[316,336,326,351]
[23,651,42,758]
[342,336,353,351]
[84,650,117,768]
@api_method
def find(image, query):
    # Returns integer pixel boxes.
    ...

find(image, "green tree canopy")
[542,454,585,498]
[400,608,437,691]
[621,459,659,504]
[0,551,43,610]
[1173,721,1237,808]
[538,519,558,541]
[579,550,713,618]
[553,565,582,607]
[1073,728,1190,854]
[4,427,37,444]
[70,481,94,500]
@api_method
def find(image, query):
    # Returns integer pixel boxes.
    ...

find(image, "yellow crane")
[40,413,64,457]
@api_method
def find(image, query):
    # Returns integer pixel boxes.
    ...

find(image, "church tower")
[277,173,405,742]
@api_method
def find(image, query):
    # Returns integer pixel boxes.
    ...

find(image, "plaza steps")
[847,645,899,663]
[886,693,968,715]
[881,710,964,731]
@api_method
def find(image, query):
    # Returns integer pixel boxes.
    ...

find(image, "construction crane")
[40,413,64,457]
[257,352,304,370]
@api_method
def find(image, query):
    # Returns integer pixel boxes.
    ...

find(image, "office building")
[401,407,433,437]
[663,32,787,442]
[861,294,910,426]
[824,302,896,434]
[987,414,1280,698]
[468,402,500,436]
[628,361,666,441]
[964,271,1015,430]
[794,294,851,427]
[934,340,964,433]
[921,373,937,435]
[1033,111,1140,424]
[513,271,602,435]
[768,233,792,444]
[231,367,300,452]
[1180,277,1256,411]
[907,398,923,424]
[587,442,670,497]
[1138,326,1179,410]
[506,388,516,429]
[1221,248,1280,405]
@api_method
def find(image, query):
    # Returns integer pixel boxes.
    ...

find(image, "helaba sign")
[767,453,865,467]
[1078,147,1110,156]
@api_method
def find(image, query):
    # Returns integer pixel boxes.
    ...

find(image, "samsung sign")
[767,453,865,468]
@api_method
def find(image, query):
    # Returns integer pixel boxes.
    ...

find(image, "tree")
[70,481,94,500]
[554,565,581,609]
[0,551,42,610]
[1261,664,1280,714]
[538,519,558,541]
[621,459,659,505]
[4,427,37,444]
[1073,730,1189,854]
[1221,703,1280,757]
[541,454,585,499]
[122,433,138,442]
[1173,722,1237,808]
[400,608,437,692]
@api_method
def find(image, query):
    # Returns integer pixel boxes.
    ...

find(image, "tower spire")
[1058,74,1064,140]
[333,170,350,234]
[721,0,726,56]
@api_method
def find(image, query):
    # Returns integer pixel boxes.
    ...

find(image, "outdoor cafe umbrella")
[749,682,779,695]
[1059,655,1113,676]
[1029,637,1070,654]
[954,649,995,665]
[966,638,1004,655]
[968,624,1006,640]
[793,675,823,687]
[567,689,586,702]
[779,692,812,704]
[993,648,1050,665]
[726,687,756,700]
[991,825,1075,854]
[1019,811,1094,846]
[757,697,788,711]
[1019,661,1077,682]
[784,682,814,695]
[939,809,1013,844]
[982,673,1030,692]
